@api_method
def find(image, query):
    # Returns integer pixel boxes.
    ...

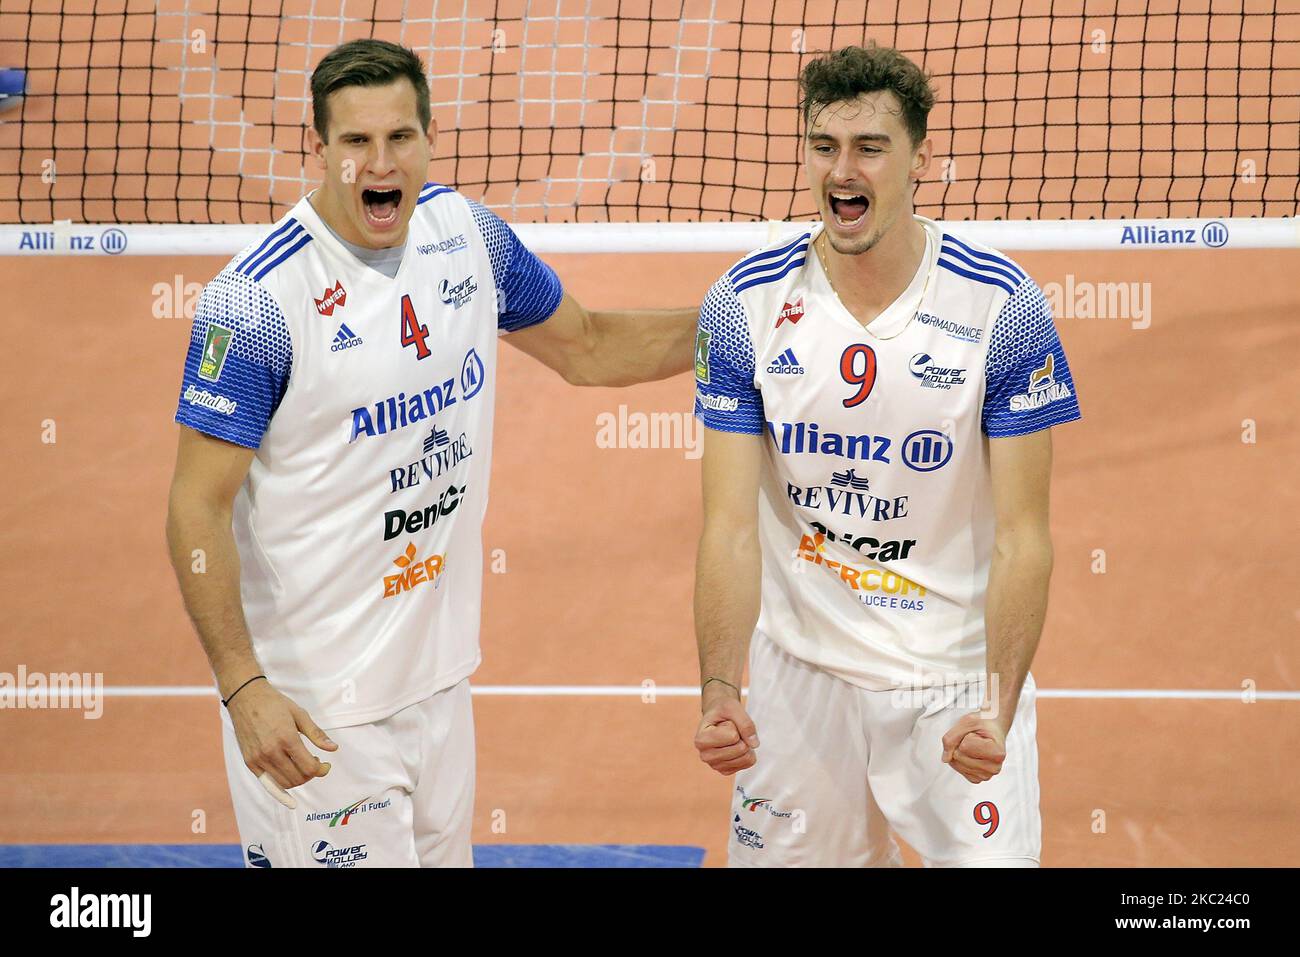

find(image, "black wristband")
[222,674,266,708]
[701,676,741,697]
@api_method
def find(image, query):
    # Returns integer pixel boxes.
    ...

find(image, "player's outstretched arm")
[165,425,336,805]
[942,428,1055,783]
[693,425,765,775]
[505,292,697,387]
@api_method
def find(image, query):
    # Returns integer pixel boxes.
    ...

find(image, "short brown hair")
[310,38,430,142]
[799,43,936,145]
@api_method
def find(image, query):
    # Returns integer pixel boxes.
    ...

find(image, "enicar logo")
[776,297,804,328]
[314,280,347,316]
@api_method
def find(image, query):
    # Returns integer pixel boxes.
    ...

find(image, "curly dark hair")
[799,43,936,145]
[311,39,430,143]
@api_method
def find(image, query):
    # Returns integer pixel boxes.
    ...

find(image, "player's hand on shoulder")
[226,678,338,796]
[695,689,760,776]
[940,713,1007,785]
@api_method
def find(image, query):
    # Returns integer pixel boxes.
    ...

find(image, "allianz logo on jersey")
[348,348,486,443]
[330,323,363,352]
[909,352,966,388]
[767,421,892,462]
[440,274,478,309]
[1008,353,1072,412]
[417,234,467,255]
[766,348,805,375]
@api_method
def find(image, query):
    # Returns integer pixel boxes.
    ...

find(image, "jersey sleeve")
[174,267,293,449]
[693,272,765,434]
[467,200,564,333]
[982,277,1082,437]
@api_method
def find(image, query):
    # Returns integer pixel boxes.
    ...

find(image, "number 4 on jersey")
[400,294,431,359]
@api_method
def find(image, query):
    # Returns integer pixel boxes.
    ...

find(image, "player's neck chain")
[815,228,931,335]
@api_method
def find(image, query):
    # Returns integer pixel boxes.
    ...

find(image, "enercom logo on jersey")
[796,532,927,611]
[381,542,446,599]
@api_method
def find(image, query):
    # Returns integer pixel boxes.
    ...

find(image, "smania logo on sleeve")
[694,330,711,383]
[908,353,966,389]
[314,280,347,316]
[439,274,478,309]
[311,840,368,868]
[183,384,238,415]
[198,325,234,381]
[1008,353,1072,412]
[381,542,447,599]
[796,532,927,611]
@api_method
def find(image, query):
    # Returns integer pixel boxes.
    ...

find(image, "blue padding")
[0,844,706,868]
[0,70,25,95]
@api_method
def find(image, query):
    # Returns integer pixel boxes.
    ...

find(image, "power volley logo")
[440,274,478,309]
[311,840,368,867]
[908,353,966,389]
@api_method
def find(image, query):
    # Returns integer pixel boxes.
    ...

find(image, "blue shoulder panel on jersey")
[694,272,765,435]
[727,233,810,279]
[937,256,1018,296]
[942,233,1027,280]
[235,219,313,282]
[467,199,564,332]
[939,242,1024,289]
[174,265,294,449]
[417,181,454,205]
[982,278,1082,437]
[731,234,812,294]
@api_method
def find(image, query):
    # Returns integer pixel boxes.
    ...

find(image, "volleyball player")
[166,39,695,867]
[692,43,1081,866]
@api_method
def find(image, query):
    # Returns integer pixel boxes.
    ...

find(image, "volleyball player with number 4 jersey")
[165,39,696,867]
[692,44,1081,866]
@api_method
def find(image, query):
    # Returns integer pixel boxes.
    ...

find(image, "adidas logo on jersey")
[314,280,347,316]
[330,323,364,352]
[766,348,805,375]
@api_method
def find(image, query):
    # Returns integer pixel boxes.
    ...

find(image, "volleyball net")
[1,0,1297,253]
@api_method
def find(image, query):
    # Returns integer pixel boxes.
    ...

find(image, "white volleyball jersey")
[694,217,1081,690]
[175,183,563,726]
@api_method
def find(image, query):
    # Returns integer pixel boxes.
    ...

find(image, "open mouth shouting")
[362,186,403,229]
[828,191,870,229]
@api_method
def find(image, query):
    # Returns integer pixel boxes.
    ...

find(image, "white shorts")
[221,678,475,868]
[728,633,1041,867]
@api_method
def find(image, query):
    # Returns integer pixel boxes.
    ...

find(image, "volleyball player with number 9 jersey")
[691,44,1081,867]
